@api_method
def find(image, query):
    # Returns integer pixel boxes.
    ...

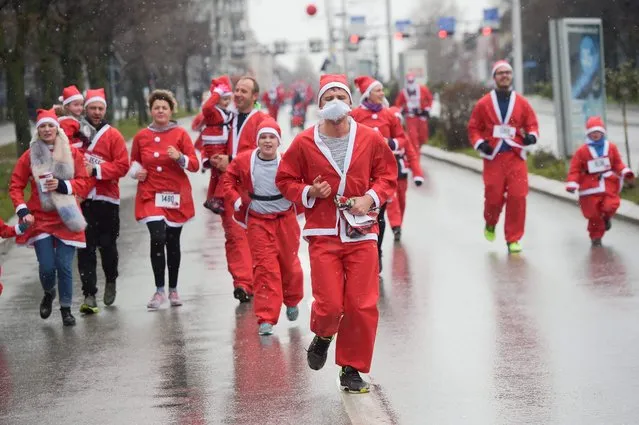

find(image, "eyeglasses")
[495,71,512,76]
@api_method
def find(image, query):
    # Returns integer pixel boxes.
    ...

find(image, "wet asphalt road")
[2,111,639,424]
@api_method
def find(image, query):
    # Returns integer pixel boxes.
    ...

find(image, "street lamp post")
[512,0,524,93]
[385,0,394,81]
[341,0,349,77]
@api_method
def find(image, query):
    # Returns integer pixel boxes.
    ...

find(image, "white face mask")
[318,99,351,122]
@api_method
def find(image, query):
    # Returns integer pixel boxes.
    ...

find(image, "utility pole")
[340,0,349,77]
[512,0,524,93]
[324,0,337,71]
[385,0,394,81]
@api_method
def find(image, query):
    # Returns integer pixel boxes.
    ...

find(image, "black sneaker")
[104,281,116,306]
[392,227,401,242]
[307,335,333,370]
[591,238,603,247]
[40,291,55,319]
[233,287,251,303]
[604,218,612,231]
[60,307,76,326]
[339,366,370,393]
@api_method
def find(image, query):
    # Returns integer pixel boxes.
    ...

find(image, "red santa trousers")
[206,168,225,200]
[308,236,379,374]
[267,106,279,121]
[387,178,409,229]
[483,151,528,243]
[406,116,429,151]
[247,209,304,325]
[221,197,254,293]
[578,193,620,239]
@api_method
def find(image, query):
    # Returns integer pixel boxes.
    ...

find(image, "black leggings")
[377,202,387,259]
[146,221,183,289]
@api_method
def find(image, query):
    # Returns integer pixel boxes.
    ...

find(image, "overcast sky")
[247,0,495,80]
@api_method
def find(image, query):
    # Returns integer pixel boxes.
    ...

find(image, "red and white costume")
[220,105,269,294]
[275,74,397,373]
[261,83,286,120]
[386,106,424,229]
[130,125,199,226]
[223,119,304,325]
[81,89,129,205]
[201,76,234,201]
[57,85,86,150]
[10,111,93,248]
[394,73,433,151]
[468,73,539,244]
[565,116,634,240]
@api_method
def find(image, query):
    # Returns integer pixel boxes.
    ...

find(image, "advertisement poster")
[565,21,606,153]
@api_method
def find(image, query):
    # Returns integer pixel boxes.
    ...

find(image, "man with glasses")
[467,60,539,253]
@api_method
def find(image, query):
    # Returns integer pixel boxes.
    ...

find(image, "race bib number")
[84,153,104,165]
[155,193,181,209]
[587,157,611,174]
[493,125,516,140]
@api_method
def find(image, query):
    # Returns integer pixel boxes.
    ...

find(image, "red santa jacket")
[350,106,424,181]
[0,218,19,239]
[130,125,199,225]
[395,84,433,116]
[9,148,93,247]
[58,116,85,150]
[223,148,304,227]
[275,118,398,243]
[467,90,539,161]
[228,109,269,158]
[191,113,205,152]
[84,124,129,204]
[565,140,633,196]
[201,92,234,162]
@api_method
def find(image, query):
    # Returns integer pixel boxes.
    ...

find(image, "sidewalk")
[420,144,639,225]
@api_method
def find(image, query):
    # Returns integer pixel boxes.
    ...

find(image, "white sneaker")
[147,291,167,309]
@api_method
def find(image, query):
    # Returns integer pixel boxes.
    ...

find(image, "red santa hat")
[317,74,352,107]
[84,88,107,108]
[256,118,282,144]
[354,76,382,102]
[586,116,606,136]
[211,75,233,97]
[492,60,513,77]
[58,85,84,106]
[406,73,416,83]
[36,108,60,128]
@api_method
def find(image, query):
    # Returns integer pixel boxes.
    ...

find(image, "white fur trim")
[16,204,28,214]
[565,181,579,191]
[36,117,59,128]
[179,155,189,170]
[366,189,380,208]
[64,180,73,195]
[317,82,352,107]
[473,139,486,150]
[94,164,102,180]
[622,168,633,176]
[586,126,606,136]
[361,80,382,102]
[302,185,316,208]
[234,198,242,212]
[414,176,425,184]
[84,96,107,107]
[492,62,513,77]
[257,127,281,144]
[128,161,142,179]
[14,224,24,236]
[62,94,84,106]
[388,138,399,151]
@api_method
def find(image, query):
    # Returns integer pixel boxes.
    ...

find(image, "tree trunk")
[37,25,58,108]
[7,54,31,156]
[86,48,111,120]
[60,23,84,90]
[181,56,192,113]
[130,68,148,126]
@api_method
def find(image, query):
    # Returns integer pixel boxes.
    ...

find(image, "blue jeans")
[34,237,76,308]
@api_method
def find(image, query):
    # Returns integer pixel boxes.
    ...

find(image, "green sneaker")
[484,225,496,242]
[508,242,522,253]
[79,295,99,314]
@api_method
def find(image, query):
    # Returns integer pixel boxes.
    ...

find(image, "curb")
[420,144,639,226]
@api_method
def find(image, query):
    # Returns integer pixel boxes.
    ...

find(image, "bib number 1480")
[155,193,181,209]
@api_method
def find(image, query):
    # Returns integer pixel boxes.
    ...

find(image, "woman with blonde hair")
[129,90,199,309]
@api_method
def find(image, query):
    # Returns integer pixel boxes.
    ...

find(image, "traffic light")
[481,26,492,36]
[349,34,360,44]
[394,31,410,40]
[438,30,448,39]
[348,33,363,51]
[437,16,456,39]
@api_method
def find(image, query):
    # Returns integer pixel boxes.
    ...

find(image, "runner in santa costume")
[190,90,210,155]
[129,90,199,309]
[200,76,235,214]
[351,75,423,267]
[467,60,539,253]
[0,219,29,296]
[212,76,269,303]
[386,106,424,241]
[9,108,93,326]
[76,88,129,313]
[394,73,433,151]
[54,85,88,150]
[260,81,285,120]
[565,116,634,246]
[276,74,397,393]
[223,118,304,335]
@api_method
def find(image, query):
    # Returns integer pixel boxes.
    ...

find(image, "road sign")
[309,39,323,53]
[482,8,500,29]
[395,19,412,33]
[437,17,456,35]
[349,15,367,36]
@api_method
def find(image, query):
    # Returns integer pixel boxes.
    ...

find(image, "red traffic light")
[349,34,360,44]
[306,4,317,16]
[394,32,403,40]
[438,30,448,39]
[482,26,492,36]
